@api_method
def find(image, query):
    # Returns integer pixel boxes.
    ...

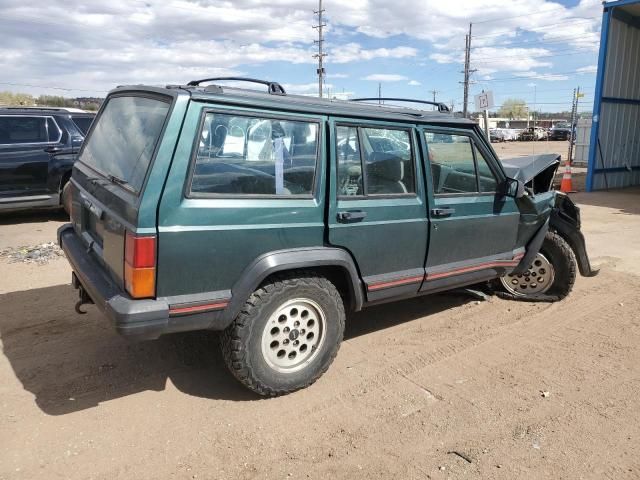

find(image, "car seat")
[366,152,408,194]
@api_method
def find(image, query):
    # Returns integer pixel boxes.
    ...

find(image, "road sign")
[474,91,494,110]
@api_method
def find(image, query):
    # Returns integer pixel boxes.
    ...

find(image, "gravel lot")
[1,142,639,479]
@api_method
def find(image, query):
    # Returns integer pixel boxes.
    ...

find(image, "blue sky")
[0,0,603,113]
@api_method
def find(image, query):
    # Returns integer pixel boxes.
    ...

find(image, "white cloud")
[331,44,417,64]
[282,83,332,94]
[0,0,603,96]
[431,46,556,76]
[363,74,408,82]
[326,0,601,48]
[577,65,598,74]
[326,73,349,78]
[408,80,421,86]
[515,72,570,81]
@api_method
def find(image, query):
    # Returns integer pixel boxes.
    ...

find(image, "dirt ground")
[1,144,639,479]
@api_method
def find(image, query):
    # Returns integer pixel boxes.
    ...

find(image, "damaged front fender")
[550,193,599,277]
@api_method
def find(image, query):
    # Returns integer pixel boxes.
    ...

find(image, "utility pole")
[460,23,476,118]
[313,0,327,98]
[450,99,455,112]
[378,83,382,104]
[429,89,439,110]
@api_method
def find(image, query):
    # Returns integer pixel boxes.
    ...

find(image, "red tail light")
[124,230,156,298]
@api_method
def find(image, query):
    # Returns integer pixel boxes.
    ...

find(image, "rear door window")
[79,95,170,193]
[189,112,319,196]
[336,125,416,197]
[0,116,48,144]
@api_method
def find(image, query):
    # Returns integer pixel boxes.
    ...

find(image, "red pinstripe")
[169,301,229,315]
[367,253,524,290]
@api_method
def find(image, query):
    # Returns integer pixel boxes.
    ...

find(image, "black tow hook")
[75,285,94,315]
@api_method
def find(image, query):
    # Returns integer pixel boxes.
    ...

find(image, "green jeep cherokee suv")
[58,78,597,396]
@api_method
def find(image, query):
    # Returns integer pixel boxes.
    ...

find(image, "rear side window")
[190,112,319,196]
[80,96,170,193]
[425,132,497,194]
[336,125,415,197]
[0,116,48,144]
[71,115,93,135]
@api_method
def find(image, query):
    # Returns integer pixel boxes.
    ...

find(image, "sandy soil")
[1,166,639,479]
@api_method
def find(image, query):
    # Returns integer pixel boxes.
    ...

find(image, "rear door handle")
[337,210,367,222]
[44,146,63,154]
[431,207,455,217]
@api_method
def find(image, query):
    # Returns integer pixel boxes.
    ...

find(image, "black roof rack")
[186,77,286,95]
[350,97,450,113]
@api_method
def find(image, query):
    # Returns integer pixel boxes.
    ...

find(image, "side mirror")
[503,178,526,199]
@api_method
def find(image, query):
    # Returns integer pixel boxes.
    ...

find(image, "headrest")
[291,123,310,143]
[367,153,404,182]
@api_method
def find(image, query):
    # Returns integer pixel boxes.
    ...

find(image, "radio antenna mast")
[313,0,327,98]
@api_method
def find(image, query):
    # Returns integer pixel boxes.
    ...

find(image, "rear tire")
[221,272,345,396]
[497,231,577,302]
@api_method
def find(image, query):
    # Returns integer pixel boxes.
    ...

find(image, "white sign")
[475,91,494,111]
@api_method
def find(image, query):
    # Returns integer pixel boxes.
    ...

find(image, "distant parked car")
[490,128,520,142]
[549,123,573,141]
[519,127,547,141]
[0,107,94,212]
[490,128,506,142]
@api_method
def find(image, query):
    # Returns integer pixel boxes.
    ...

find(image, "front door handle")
[431,207,455,217]
[337,210,367,223]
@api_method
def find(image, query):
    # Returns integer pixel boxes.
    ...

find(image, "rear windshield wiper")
[87,176,109,186]
[107,174,129,186]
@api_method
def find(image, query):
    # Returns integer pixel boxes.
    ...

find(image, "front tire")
[221,272,345,396]
[498,231,577,301]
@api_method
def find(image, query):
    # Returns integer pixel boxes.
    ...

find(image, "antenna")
[429,89,439,111]
[313,0,328,98]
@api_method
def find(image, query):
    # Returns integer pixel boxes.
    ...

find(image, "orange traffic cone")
[560,159,576,193]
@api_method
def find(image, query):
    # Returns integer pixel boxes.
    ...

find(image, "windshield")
[80,95,170,193]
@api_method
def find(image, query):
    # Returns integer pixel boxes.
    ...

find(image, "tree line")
[0,91,102,111]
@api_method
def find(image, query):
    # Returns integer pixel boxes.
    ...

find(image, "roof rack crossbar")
[350,97,450,113]
[186,77,286,95]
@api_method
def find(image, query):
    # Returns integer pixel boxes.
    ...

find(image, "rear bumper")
[58,223,170,340]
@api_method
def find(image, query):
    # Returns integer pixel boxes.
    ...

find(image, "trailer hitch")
[72,273,94,314]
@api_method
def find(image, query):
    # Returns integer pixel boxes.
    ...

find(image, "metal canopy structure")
[587,0,640,191]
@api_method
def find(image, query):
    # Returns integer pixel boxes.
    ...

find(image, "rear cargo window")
[189,112,319,196]
[79,96,170,193]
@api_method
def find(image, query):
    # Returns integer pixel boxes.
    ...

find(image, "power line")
[471,18,599,38]
[474,68,599,83]
[443,35,599,57]
[480,35,599,48]
[473,5,596,24]
[472,47,598,63]
[0,82,106,94]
